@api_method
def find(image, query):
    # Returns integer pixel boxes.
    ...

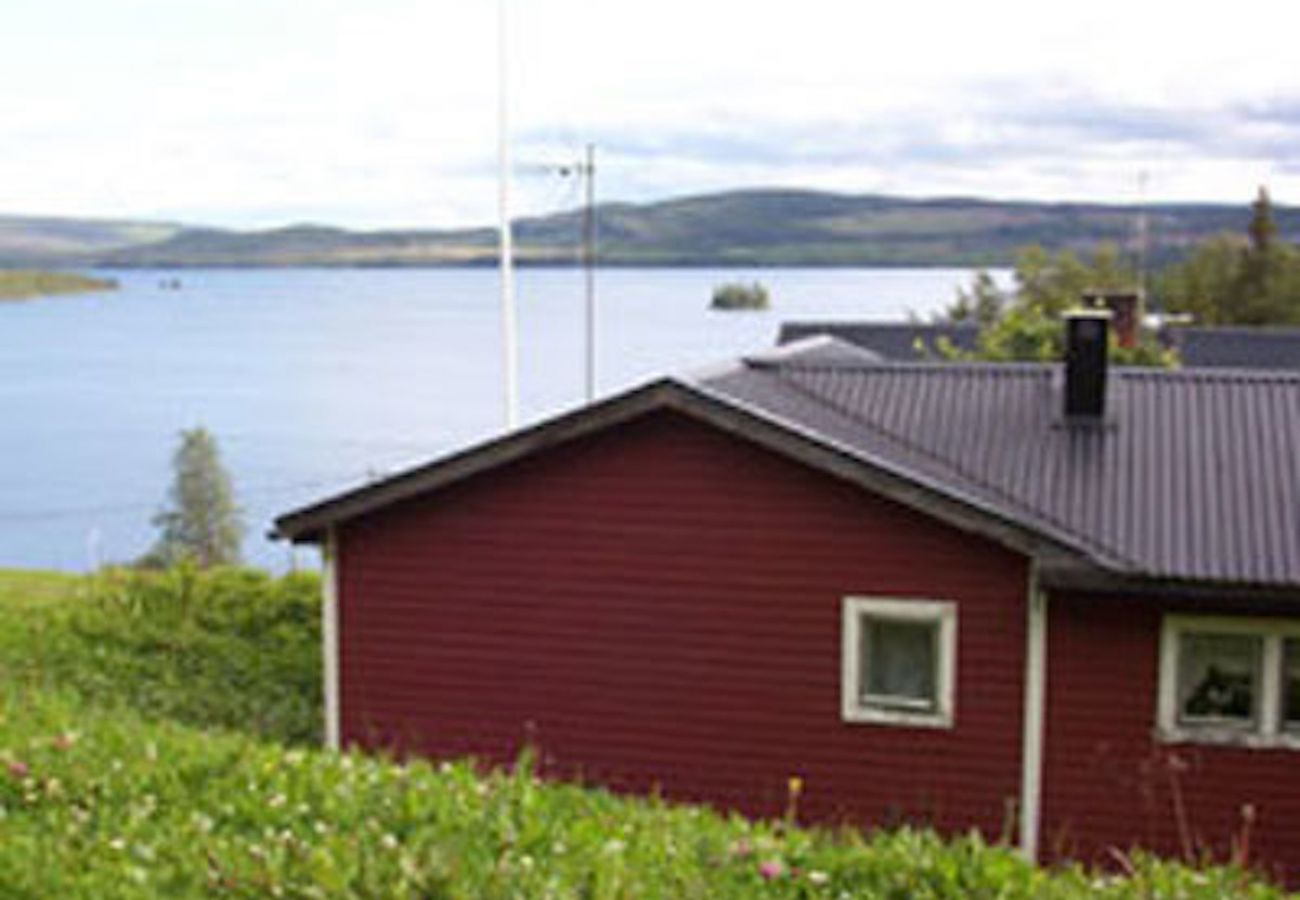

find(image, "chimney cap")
[1063,307,1114,321]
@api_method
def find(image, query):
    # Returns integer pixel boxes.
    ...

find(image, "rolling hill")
[3,190,1296,268]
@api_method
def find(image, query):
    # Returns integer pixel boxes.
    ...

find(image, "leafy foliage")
[1159,187,1300,325]
[710,281,771,310]
[938,245,1177,366]
[0,566,321,744]
[945,270,1004,328]
[145,427,244,568]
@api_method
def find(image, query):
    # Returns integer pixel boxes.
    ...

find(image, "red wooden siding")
[336,410,1030,837]
[1042,591,1300,884]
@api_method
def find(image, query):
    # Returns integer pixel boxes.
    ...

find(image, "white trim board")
[1019,567,1047,862]
[322,527,341,751]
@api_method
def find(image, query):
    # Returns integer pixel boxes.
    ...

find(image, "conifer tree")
[1248,185,1277,256]
[145,427,244,568]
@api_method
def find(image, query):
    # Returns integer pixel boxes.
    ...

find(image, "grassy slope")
[0,570,1286,898]
[0,269,117,301]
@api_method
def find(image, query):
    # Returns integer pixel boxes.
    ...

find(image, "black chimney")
[1063,310,1110,420]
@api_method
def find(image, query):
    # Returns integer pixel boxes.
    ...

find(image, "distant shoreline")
[4,187,1288,271]
[0,269,118,301]
[91,259,1001,271]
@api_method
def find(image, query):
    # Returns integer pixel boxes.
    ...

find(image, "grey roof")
[693,343,1300,590]
[1164,326,1300,370]
[277,337,1300,595]
[778,321,980,361]
[780,320,1300,371]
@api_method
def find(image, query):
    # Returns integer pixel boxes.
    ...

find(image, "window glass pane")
[860,617,937,709]
[1177,632,1261,727]
[1283,638,1300,730]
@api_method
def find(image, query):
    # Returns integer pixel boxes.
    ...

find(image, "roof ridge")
[747,365,1138,570]
[781,320,979,330]
[1116,365,1300,383]
[751,358,1053,376]
[1175,324,1300,335]
[756,357,1300,385]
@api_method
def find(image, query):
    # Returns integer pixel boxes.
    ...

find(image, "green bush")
[0,566,321,745]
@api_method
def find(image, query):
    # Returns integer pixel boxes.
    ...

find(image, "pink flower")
[7,760,29,779]
[758,859,785,880]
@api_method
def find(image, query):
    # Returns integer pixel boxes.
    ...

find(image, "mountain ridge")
[2,188,1295,268]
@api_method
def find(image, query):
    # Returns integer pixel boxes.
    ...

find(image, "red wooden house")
[276,313,1300,881]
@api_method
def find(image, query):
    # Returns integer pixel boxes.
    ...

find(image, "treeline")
[941,188,1300,364]
[1160,188,1300,325]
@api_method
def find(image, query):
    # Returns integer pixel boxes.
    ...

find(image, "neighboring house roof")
[779,320,1300,370]
[1162,325,1300,370]
[276,337,1300,596]
[778,321,979,360]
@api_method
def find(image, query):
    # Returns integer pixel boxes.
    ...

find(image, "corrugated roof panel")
[698,348,1300,587]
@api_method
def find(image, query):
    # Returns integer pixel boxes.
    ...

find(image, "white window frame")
[1158,615,1300,750]
[841,596,957,729]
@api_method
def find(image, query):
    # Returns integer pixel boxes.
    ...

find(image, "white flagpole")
[498,0,519,429]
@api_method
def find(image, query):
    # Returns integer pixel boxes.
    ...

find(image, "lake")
[0,266,997,571]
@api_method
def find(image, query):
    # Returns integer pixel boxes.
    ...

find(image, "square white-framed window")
[841,596,957,729]
[1158,615,1300,749]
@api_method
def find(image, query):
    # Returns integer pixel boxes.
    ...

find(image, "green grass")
[0,566,321,744]
[0,569,1289,898]
[0,269,118,300]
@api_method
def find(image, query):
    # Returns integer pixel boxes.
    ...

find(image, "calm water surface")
[0,266,999,570]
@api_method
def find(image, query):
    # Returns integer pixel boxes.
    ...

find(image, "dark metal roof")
[694,344,1300,589]
[780,320,1300,371]
[1163,326,1300,370]
[277,336,1300,593]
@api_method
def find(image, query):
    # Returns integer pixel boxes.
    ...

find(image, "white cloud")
[3,0,1299,226]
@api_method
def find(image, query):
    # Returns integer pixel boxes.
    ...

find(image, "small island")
[0,269,119,301]
[710,281,770,311]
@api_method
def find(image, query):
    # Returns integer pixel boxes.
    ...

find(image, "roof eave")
[274,374,1101,579]
[1040,558,1300,604]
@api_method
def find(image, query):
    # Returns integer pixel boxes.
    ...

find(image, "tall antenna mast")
[582,143,597,403]
[1137,169,1150,311]
[497,0,519,429]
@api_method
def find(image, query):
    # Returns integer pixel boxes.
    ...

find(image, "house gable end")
[275,378,1094,577]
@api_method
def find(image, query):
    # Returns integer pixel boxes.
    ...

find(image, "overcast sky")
[4,0,1298,228]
